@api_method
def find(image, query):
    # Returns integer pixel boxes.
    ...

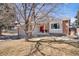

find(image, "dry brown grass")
[0,39,79,56]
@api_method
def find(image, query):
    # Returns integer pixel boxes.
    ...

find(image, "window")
[51,23,60,29]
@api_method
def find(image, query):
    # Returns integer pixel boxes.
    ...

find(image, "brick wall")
[62,20,70,35]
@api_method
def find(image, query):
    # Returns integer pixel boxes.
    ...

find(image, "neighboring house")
[69,23,79,37]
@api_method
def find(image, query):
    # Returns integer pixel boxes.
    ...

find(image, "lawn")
[0,39,79,56]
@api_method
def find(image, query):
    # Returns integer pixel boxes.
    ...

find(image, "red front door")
[40,25,44,33]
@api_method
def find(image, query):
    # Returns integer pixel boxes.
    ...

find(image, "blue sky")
[16,3,79,23]
[53,3,79,23]
[38,3,79,23]
[60,3,79,18]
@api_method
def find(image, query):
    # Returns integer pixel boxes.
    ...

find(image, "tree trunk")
[26,24,32,41]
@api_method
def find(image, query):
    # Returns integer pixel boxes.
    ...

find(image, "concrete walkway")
[29,36,79,42]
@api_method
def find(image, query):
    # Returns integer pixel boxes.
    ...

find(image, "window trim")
[51,23,60,29]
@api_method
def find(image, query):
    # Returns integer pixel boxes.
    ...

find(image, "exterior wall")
[62,20,70,35]
[32,23,49,36]
[32,24,39,36]
[76,28,79,35]
[49,20,63,33]
[18,25,26,37]
[18,20,70,36]
[19,27,26,36]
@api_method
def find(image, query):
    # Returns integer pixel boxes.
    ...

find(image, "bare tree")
[15,3,62,41]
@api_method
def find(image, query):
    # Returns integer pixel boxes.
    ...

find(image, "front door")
[40,24,45,33]
[39,23,48,33]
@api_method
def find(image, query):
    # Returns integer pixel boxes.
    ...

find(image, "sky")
[16,3,79,23]
[53,3,79,23]
[36,3,79,23]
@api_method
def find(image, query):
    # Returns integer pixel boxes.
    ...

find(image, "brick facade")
[62,20,70,35]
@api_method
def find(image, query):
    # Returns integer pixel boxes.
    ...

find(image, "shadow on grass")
[25,39,79,56]
[0,35,24,40]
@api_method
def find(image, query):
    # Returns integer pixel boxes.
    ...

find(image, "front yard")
[0,37,79,56]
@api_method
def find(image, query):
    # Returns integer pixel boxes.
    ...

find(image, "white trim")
[49,20,63,33]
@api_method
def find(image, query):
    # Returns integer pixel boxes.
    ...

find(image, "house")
[32,18,70,36]
[17,17,70,37]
